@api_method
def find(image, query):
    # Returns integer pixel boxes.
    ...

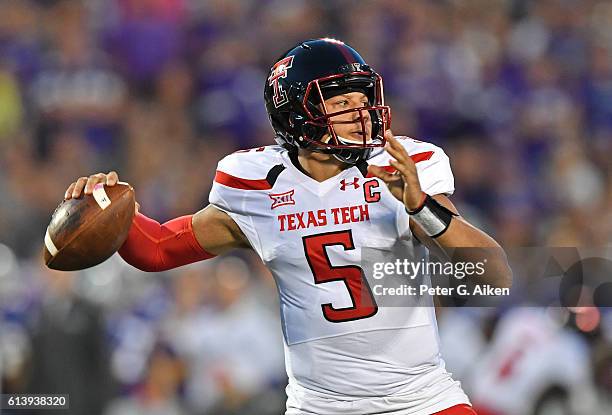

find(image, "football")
[44,182,136,271]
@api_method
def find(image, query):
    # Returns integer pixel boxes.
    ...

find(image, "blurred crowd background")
[0,0,611,414]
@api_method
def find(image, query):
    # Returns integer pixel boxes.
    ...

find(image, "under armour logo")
[340,177,360,191]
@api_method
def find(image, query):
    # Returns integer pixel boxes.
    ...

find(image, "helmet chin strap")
[321,133,372,145]
[311,134,369,164]
[336,134,374,145]
[297,132,374,164]
[332,147,370,165]
[333,135,370,164]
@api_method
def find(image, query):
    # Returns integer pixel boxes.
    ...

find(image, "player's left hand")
[367,130,425,211]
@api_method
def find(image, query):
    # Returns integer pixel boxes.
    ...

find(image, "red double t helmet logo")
[268,56,294,108]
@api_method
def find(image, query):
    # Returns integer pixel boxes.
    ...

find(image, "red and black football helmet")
[264,38,391,164]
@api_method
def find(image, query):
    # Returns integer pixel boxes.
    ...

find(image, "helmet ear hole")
[290,113,320,143]
[301,123,320,142]
[289,112,302,128]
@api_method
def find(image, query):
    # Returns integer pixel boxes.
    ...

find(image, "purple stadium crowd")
[0,1,610,414]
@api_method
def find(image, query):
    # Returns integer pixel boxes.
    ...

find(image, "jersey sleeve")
[208,152,268,259]
[375,137,455,240]
[397,138,455,196]
[370,137,455,196]
[413,144,455,196]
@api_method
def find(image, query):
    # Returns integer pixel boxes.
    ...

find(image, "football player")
[65,38,511,415]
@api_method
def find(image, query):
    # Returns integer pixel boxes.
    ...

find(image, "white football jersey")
[209,137,470,414]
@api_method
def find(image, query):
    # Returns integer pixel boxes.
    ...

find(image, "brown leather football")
[44,182,136,271]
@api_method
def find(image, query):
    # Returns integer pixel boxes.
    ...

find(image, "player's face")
[322,92,372,144]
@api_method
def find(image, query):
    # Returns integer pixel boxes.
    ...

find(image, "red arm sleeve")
[118,212,216,272]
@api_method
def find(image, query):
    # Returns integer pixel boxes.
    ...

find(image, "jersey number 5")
[302,230,378,323]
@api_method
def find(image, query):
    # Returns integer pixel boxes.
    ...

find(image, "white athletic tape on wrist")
[92,183,111,210]
[410,207,448,237]
[45,228,59,256]
[407,195,456,238]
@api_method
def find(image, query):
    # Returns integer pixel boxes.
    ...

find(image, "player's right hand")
[64,171,119,199]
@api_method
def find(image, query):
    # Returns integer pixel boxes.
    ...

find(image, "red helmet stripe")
[335,43,354,63]
[320,38,355,63]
